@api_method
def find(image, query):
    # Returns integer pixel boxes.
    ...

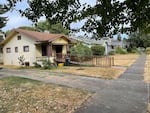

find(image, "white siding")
[3,33,36,66]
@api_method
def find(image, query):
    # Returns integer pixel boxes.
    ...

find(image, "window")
[15,47,18,53]
[111,45,114,49]
[6,48,11,53]
[0,48,3,53]
[23,46,29,52]
[17,35,21,40]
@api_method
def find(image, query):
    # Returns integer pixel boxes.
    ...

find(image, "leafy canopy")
[35,20,70,35]
[5,0,150,38]
[0,4,8,29]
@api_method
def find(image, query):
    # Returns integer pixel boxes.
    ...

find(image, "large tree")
[128,30,150,48]
[6,0,150,38]
[35,20,70,35]
[0,4,8,29]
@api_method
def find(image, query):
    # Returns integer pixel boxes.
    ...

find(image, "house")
[1,29,73,66]
[70,36,129,55]
[70,36,112,55]
[110,39,128,51]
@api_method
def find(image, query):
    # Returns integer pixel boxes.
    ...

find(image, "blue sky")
[0,0,96,32]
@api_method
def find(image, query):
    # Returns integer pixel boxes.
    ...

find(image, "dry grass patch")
[144,54,150,113]
[0,76,91,113]
[112,54,140,67]
[0,65,21,69]
[144,54,150,83]
[51,66,126,79]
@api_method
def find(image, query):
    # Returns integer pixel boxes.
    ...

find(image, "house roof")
[2,29,72,44]
[70,37,111,45]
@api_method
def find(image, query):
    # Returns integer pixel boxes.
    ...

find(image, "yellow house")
[2,29,73,66]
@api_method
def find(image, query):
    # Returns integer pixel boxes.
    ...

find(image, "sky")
[0,0,96,32]
[0,0,127,38]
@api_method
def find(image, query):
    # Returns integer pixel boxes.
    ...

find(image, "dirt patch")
[112,54,140,67]
[0,76,91,113]
[51,66,126,79]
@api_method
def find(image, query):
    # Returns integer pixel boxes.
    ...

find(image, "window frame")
[15,47,18,53]
[23,46,29,52]
[6,48,11,53]
[17,35,21,40]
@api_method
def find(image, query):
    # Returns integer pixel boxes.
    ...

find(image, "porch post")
[47,42,52,57]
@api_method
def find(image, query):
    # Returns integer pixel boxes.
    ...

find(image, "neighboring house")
[110,40,128,51]
[1,29,73,66]
[70,36,112,55]
[70,36,128,55]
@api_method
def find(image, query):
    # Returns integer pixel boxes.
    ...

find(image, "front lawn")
[144,54,150,113]
[0,76,91,113]
[51,66,126,79]
[112,54,140,67]
[144,54,150,83]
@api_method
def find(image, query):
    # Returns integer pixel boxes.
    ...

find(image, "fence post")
[109,57,111,67]
[112,57,114,66]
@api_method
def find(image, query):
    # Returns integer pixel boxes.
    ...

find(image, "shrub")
[42,59,51,69]
[115,47,128,54]
[70,43,92,61]
[127,47,140,53]
[33,62,41,68]
[18,55,25,65]
[146,47,150,54]
[108,51,115,55]
[91,45,105,56]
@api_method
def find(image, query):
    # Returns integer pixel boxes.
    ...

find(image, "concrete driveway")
[0,54,148,113]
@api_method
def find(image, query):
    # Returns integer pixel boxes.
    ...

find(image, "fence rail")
[55,53,114,67]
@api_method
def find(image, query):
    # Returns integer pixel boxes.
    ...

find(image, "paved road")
[0,54,148,113]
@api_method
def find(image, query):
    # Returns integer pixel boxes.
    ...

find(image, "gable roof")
[70,37,111,45]
[2,28,72,44]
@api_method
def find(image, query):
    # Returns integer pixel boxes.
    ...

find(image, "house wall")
[3,33,36,66]
[36,45,42,57]
[62,45,67,54]
[52,37,68,44]
[52,37,69,55]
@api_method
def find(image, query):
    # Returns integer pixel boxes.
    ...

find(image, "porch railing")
[36,56,49,61]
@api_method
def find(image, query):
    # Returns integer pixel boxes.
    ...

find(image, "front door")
[55,45,63,58]
[41,44,47,56]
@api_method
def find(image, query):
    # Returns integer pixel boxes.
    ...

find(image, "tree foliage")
[117,33,122,41]
[70,43,92,61]
[5,0,150,38]
[0,4,8,29]
[35,20,70,35]
[127,30,150,48]
[91,45,105,56]
[18,26,38,31]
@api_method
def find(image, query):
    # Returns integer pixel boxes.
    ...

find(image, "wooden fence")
[55,53,114,67]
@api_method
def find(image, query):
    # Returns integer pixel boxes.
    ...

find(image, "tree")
[70,42,92,62]
[18,26,38,31]
[0,4,8,29]
[35,21,70,35]
[127,30,150,48]
[117,33,122,41]
[6,0,150,38]
[91,45,105,56]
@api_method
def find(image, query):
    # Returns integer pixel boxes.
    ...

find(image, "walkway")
[0,54,148,113]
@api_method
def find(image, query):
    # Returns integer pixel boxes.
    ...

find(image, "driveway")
[0,54,148,113]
